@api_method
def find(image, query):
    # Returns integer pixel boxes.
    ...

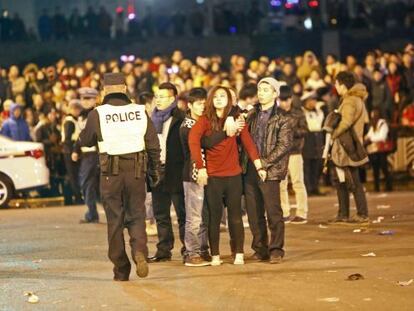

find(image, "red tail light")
[25,149,44,159]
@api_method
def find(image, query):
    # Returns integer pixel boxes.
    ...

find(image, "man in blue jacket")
[0,103,31,141]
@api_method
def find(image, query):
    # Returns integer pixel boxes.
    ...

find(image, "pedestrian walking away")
[79,73,161,281]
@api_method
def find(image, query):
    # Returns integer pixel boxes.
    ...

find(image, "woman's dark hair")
[335,71,356,90]
[205,86,234,131]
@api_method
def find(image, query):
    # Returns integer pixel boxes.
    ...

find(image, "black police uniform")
[61,109,83,205]
[79,74,161,280]
[74,88,100,223]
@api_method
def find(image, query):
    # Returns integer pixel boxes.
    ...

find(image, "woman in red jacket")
[189,86,264,266]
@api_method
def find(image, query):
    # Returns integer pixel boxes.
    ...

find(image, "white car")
[0,135,49,208]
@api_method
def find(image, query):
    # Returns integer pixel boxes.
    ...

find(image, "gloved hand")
[148,170,161,189]
[148,165,164,189]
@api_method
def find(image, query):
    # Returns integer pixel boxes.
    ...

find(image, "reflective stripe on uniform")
[81,146,97,153]
[61,115,81,143]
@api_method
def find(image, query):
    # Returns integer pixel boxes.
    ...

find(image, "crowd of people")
[1,44,414,192]
[1,44,414,257]
[1,1,414,42]
[1,40,414,268]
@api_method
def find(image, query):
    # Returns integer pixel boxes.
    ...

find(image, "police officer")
[79,73,161,281]
[72,87,100,224]
[61,99,83,205]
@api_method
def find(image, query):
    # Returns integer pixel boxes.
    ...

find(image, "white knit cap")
[258,77,286,97]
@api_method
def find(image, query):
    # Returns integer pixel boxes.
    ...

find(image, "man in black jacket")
[35,108,64,197]
[79,73,161,281]
[148,82,187,262]
[243,77,293,264]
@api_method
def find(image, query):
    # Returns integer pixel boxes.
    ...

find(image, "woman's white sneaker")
[211,255,223,266]
[233,253,244,265]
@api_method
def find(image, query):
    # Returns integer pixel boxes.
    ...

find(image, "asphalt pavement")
[1,191,413,311]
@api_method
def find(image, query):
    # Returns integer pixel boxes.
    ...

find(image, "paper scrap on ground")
[24,292,39,304]
[319,224,328,229]
[397,279,413,286]
[318,297,340,303]
[361,252,376,257]
[377,205,391,209]
[372,216,385,224]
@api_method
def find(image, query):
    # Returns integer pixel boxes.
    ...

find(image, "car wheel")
[0,175,14,209]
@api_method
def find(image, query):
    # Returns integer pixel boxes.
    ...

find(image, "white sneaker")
[233,253,244,265]
[211,255,223,266]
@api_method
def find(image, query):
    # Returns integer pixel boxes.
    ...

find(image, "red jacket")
[189,116,259,177]
[386,74,401,97]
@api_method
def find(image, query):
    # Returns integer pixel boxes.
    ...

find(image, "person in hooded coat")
[0,102,31,141]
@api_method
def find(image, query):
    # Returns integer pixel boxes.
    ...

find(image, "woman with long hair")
[189,86,263,266]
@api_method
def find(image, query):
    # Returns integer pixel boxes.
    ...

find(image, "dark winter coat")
[243,104,293,181]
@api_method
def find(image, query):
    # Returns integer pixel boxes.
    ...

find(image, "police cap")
[103,73,126,86]
[79,87,99,99]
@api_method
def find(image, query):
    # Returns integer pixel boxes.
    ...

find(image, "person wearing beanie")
[241,77,293,264]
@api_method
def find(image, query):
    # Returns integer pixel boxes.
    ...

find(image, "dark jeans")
[63,153,82,204]
[369,153,392,192]
[304,158,323,194]
[244,162,284,257]
[205,175,244,256]
[100,159,147,279]
[152,183,186,258]
[334,166,368,218]
[79,153,100,221]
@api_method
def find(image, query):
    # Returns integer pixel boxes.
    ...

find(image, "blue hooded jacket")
[0,103,32,141]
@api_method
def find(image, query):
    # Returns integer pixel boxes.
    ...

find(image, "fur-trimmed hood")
[344,83,368,101]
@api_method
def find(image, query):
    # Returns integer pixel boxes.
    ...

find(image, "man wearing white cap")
[242,77,293,264]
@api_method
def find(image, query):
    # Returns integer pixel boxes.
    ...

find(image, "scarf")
[151,101,177,134]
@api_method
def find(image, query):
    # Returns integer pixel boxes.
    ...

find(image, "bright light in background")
[196,0,205,4]
[128,13,136,20]
[304,17,313,30]
[120,55,136,62]
[308,0,319,8]
[270,0,282,7]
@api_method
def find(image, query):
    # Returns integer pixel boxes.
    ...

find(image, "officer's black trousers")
[100,159,147,279]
